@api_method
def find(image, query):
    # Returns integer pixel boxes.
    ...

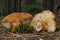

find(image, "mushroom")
[2,12,33,32]
[30,10,56,32]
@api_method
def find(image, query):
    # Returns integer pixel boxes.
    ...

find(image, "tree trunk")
[14,0,22,12]
[43,0,47,8]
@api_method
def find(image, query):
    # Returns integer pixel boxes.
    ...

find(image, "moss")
[43,33,48,38]
[56,25,60,31]
[12,24,34,33]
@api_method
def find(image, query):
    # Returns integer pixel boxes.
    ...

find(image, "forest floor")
[0,28,60,40]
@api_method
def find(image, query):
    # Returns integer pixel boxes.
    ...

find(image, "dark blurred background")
[0,0,60,15]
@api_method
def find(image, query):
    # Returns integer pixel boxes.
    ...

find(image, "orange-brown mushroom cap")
[2,12,33,32]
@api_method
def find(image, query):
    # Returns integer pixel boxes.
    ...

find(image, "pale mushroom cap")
[30,10,56,32]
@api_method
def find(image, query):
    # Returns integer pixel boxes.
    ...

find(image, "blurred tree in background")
[0,0,60,16]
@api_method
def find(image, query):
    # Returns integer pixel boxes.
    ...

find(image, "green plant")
[22,4,45,15]
[56,25,60,31]
[6,28,10,31]
[43,33,48,38]
[12,24,34,33]
[0,16,4,20]
[0,16,4,28]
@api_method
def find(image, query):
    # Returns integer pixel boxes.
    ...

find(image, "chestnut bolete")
[2,12,33,32]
